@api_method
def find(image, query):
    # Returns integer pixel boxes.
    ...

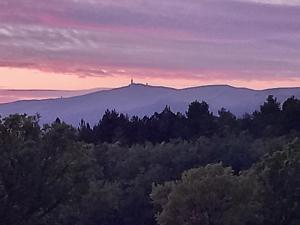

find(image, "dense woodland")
[1,95,300,225]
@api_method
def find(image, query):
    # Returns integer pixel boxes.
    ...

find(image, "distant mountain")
[0,84,299,126]
[0,88,109,103]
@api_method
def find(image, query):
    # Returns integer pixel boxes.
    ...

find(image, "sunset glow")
[1,67,300,91]
[0,0,300,101]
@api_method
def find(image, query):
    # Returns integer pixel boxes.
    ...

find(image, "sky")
[1,0,300,93]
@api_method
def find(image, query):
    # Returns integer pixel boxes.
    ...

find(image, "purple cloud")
[0,0,300,81]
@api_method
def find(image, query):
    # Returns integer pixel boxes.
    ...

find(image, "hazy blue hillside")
[0,88,109,103]
[0,84,299,125]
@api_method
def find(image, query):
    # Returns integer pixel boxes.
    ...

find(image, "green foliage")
[282,96,300,132]
[254,139,300,225]
[251,95,282,137]
[186,101,216,137]
[0,115,94,225]
[151,164,259,225]
[217,108,237,135]
[1,95,300,225]
[152,139,300,225]
[79,96,300,145]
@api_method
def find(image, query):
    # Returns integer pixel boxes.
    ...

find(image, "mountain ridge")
[0,84,300,126]
[0,87,110,104]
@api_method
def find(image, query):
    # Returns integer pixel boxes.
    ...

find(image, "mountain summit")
[0,84,299,125]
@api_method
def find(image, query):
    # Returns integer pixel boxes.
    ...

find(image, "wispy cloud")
[0,0,300,82]
[245,0,300,6]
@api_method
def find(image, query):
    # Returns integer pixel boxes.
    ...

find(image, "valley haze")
[0,84,299,126]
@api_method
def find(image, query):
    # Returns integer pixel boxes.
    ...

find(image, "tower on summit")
[131,78,134,85]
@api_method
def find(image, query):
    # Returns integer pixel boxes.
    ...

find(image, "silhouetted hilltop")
[0,84,299,125]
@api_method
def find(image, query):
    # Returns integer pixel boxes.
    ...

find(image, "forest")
[0,95,300,225]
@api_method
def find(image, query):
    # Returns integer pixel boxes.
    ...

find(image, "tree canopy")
[0,95,300,225]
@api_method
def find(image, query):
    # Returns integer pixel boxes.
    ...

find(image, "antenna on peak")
[131,78,134,85]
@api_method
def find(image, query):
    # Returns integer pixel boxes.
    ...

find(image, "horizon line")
[1,83,300,92]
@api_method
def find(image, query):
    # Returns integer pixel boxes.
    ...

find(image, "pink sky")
[1,67,300,91]
[0,0,300,96]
